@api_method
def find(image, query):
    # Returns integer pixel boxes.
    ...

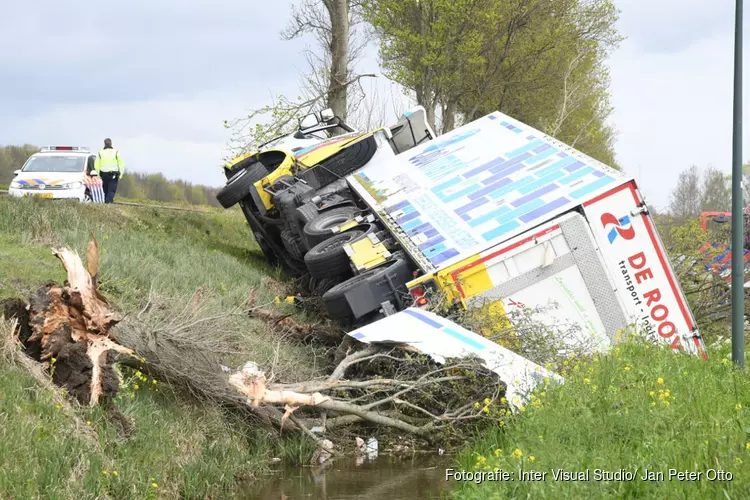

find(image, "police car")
[8,146,102,202]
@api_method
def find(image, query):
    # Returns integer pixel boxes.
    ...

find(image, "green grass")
[0,196,277,309]
[454,339,750,499]
[0,196,321,498]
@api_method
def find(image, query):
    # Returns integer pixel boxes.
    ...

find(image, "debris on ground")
[2,236,561,457]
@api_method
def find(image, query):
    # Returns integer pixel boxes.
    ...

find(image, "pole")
[731,0,745,368]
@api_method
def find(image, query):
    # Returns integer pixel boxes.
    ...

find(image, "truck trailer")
[217,107,706,365]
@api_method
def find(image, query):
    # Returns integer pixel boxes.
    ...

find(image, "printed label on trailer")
[583,181,700,355]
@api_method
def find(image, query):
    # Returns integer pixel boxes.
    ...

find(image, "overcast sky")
[0,0,745,210]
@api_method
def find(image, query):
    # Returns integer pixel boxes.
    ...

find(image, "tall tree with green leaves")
[363,0,622,166]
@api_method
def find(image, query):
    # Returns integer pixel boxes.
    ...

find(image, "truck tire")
[316,135,377,178]
[344,222,377,239]
[290,202,319,241]
[280,229,305,260]
[304,230,364,279]
[303,206,360,249]
[216,163,266,209]
[322,258,409,320]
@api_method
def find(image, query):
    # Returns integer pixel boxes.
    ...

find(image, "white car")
[9,146,99,202]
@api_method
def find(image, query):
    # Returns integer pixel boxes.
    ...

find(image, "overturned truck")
[217,107,707,378]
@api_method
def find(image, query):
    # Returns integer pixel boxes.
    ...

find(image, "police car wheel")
[216,163,267,209]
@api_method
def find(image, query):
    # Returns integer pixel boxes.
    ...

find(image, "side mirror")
[320,108,335,122]
[299,112,320,129]
[13,169,21,176]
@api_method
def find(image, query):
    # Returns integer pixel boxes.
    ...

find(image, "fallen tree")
[8,237,135,406]
[3,237,515,458]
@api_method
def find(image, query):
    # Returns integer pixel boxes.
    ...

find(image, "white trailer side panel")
[348,111,630,272]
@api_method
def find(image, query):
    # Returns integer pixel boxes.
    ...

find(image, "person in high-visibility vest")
[94,138,125,204]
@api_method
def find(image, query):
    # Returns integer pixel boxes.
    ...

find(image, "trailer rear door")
[582,181,706,358]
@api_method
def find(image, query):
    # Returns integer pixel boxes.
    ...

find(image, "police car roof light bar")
[40,146,90,152]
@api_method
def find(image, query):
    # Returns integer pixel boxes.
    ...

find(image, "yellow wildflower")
[735,403,743,410]
[152,483,158,488]
[583,378,591,385]
[102,470,108,476]
[512,449,523,458]
[649,391,655,397]
[112,471,118,477]
[473,402,480,409]
[745,442,750,450]
[624,365,632,372]
[657,377,664,385]
[529,456,536,463]
[494,448,502,457]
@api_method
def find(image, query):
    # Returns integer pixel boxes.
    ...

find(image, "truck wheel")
[216,163,266,209]
[280,230,305,260]
[304,230,364,279]
[322,258,409,320]
[316,135,377,178]
[303,206,360,249]
[290,202,319,241]
[344,222,377,238]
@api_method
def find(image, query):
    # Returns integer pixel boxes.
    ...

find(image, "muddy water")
[240,454,455,499]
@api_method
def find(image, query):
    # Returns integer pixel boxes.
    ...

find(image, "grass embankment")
[455,338,750,499]
[0,197,319,499]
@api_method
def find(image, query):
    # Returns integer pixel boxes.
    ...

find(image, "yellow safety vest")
[94,148,125,175]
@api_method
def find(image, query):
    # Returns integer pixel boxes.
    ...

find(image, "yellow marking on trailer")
[339,219,359,232]
[347,237,389,271]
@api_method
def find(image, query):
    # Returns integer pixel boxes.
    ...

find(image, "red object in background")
[699,209,750,282]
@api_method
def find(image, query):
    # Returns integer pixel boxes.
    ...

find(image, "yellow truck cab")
[217,107,706,368]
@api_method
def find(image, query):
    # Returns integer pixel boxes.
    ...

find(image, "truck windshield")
[22,155,85,173]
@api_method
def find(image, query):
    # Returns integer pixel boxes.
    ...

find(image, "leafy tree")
[363,0,622,166]
[0,144,39,185]
[669,165,703,223]
[700,166,730,212]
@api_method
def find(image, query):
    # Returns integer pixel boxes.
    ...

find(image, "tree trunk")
[327,0,350,123]
[442,101,457,134]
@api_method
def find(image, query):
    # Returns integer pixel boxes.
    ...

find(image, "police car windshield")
[22,155,85,173]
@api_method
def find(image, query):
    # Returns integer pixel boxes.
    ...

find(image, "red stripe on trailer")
[623,181,695,332]
[450,224,560,299]
[582,181,633,207]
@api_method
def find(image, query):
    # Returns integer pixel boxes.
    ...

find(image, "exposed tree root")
[9,237,136,407]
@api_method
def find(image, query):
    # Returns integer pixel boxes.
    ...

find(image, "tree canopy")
[363,0,622,166]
